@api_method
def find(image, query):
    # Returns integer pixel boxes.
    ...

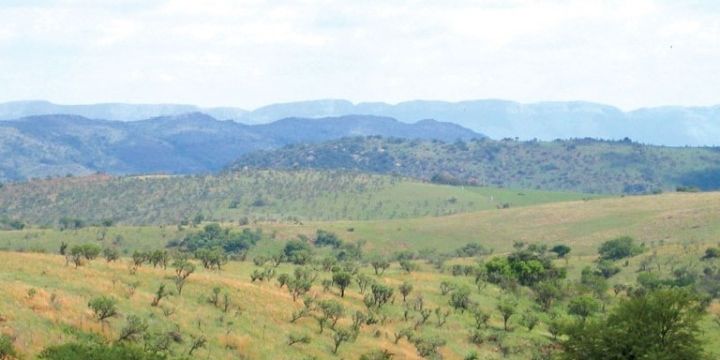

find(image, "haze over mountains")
[2,99,720,146]
[0,113,480,181]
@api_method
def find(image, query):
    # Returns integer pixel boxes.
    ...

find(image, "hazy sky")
[0,0,718,110]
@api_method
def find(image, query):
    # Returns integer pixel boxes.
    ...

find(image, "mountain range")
[0,113,480,181]
[2,99,720,146]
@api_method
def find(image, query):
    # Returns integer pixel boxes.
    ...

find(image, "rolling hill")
[229,136,720,194]
[0,190,719,359]
[0,170,590,227]
[0,114,481,181]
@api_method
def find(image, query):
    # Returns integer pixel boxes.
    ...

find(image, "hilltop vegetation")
[231,136,720,193]
[0,170,589,226]
[0,113,480,181]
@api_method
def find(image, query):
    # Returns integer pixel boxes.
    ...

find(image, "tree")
[551,244,571,259]
[366,284,394,309]
[598,236,644,260]
[356,273,373,294]
[151,284,170,306]
[287,332,311,346]
[449,286,472,313]
[568,295,600,321]
[315,230,343,248]
[497,298,517,331]
[316,300,344,333]
[370,256,391,275]
[399,281,413,302]
[533,280,563,311]
[283,239,313,265]
[702,247,720,260]
[399,259,418,273]
[172,257,195,295]
[331,328,354,354]
[561,288,705,360]
[117,315,148,342]
[187,335,207,355]
[70,244,102,268]
[88,296,118,322]
[332,272,352,297]
[103,247,119,263]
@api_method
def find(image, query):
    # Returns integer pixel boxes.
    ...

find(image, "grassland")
[1,191,720,359]
[2,191,717,257]
[0,170,593,226]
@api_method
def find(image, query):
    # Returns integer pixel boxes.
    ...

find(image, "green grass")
[2,190,720,358]
[0,170,594,226]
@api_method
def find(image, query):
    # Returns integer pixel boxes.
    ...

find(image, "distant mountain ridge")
[0,100,248,122]
[3,99,719,146]
[0,113,482,181]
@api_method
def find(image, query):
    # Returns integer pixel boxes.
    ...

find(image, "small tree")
[172,258,195,295]
[287,332,311,346]
[568,295,600,322]
[151,284,170,306]
[333,272,352,297]
[370,256,391,275]
[316,300,344,333]
[399,281,413,302]
[550,244,571,259]
[399,259,418,273]
[103,247,120,262]
[497,298,517,331]
[356,273,373,294]
[449,286,472,313]
[598,236,643,260]
[331,328,354,354]
[88,296,118,322]
[188,335,207,355]
[117,315,148,342]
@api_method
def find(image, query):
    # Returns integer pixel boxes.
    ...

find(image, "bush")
[598,236,643,260]
[0,335,17,359]
[702,247,720,260]
[38,342,164,360]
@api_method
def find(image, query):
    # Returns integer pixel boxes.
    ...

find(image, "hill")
[0,191,719,359]
[230,136,720,194]
[0,114,482,181]
[0,171,589,227]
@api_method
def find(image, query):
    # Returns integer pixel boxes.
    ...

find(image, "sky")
[0,0,718,110]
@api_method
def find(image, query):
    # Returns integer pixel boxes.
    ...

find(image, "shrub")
[598,236,644,260]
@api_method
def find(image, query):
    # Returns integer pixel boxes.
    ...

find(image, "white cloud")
[0,0,718,109]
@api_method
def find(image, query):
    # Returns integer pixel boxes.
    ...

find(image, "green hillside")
[230,136,720,194]
[1,191,719,359]
[0,170,592,226]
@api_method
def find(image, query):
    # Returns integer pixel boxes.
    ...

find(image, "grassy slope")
[2,192,720,358]
[1,192,718,256]
[0,171,592,226]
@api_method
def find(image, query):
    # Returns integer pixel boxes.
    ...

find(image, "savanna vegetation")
[1,178,720,359]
